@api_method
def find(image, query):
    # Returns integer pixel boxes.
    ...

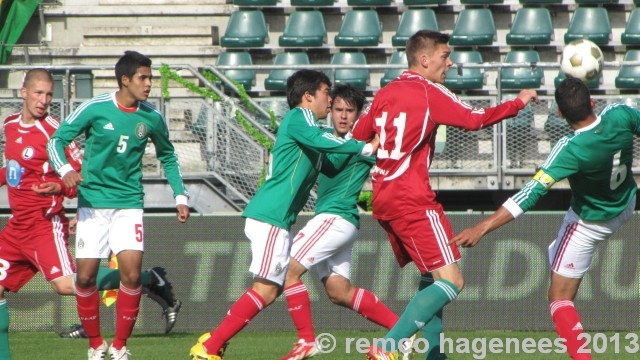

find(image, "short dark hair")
[23,68,53,88]
[286,69,331,109]
[406,30,450,67]
[555,77,593,124]
[115,51,152,88]
[330,83,366,114]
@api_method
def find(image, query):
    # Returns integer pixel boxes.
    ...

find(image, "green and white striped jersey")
[243,107,366,230]
[511,104,640,221]
[48,92,187,209]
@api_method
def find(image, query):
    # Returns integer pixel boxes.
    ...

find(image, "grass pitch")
[9,330,639,359]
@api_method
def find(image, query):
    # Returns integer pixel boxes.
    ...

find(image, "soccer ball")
[560,39,604,83]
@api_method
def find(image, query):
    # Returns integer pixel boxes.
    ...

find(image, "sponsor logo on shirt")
[6,159,23,187]
[50,266,60,275]
[103,122,115,130]
[15,137,22,144]
[533,170,556,189]
[22,146,34,160]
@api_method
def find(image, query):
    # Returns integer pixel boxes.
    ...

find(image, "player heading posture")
[451,77,640,360]
[47,51,190,360]
[189,70,379,360]
[352,30,539,360]
[0,69,180,360]
[279,84,398,360]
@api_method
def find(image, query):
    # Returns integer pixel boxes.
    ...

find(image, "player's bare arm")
[61,170,83,188]
[449,206,515,247]
[31,182,61,196]
[516,89,540,106]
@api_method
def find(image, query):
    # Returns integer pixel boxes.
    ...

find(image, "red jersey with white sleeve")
[1,113,82,228]
[352,71,525,220]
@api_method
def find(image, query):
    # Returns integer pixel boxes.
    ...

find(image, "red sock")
[351,288,399,330]
[203,289,266,355]
[550,300,591,360]
[284,282,315,343]
[75,283,103,349]
[112,283,142,350]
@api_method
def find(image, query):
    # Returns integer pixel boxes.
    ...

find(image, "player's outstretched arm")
[449,206,515,248]
[516,89,540,107]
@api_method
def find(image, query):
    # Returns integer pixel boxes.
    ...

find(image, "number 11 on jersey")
[375,112,407,160]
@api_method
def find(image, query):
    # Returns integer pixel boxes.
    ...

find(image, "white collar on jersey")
[574,115,601,135]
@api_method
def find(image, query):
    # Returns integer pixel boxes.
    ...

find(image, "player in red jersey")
[352,30,539,359]
[0,69,179,360]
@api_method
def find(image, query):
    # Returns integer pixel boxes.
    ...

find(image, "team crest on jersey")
[273,262,284,276]
[77,238,84,249]
[533,170,556,189]
[22,146,34,160]
[6,159,23,188]
[135,123,147,139]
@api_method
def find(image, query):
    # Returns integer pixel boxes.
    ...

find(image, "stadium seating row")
[216,50,640,91]
[232,0,636,7]
[221,7,640,48]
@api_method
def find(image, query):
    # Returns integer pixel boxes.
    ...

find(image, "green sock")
[0,299,10,360]
[419,274,445,360]
[95,268,150,290]
[381,279,459,352]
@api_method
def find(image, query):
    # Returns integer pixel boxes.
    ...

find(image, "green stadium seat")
[279,11,325,48]
[554,71,600,89]
[380,51,407,87]
[348,0,391,5]
[233,0,277,5]
[621,8,640,45]
[220,11,268,48]
[329,52,369,90]
[334,10,381,47]
[461,0,503,3]
[500,50,544,89]
[444,51,484,90]
[519,0,561,3]
[575,0,616,3]
[506,8,553,45]
[291,0,334,5]
[615,50,640,89]
[265,52,310,91]
[215,52,256,90]
[403,0,445,4]
[449,9,496,46]
[392,9,438,48]
[564,7,611,45]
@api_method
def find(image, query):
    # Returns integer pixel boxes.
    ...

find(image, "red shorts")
[378,208,461,273]
[0,214,74,292]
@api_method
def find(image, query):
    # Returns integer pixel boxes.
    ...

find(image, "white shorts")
[549,197,635,278]
[245,218,291,286]
[290,214,358,280]
[75,208,144,259]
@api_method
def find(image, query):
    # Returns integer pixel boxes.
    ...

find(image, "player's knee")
[75,273,97,288]
[449,276,464,292]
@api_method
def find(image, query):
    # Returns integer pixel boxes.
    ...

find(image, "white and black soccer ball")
[560,39,604,83]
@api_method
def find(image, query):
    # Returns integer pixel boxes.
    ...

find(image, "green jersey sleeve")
[144,103,188,199]
[286,108,365,154]
[48,101,94,174]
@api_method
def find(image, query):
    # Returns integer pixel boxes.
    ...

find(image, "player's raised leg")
[370,211,463,356]
[190,218,289,359]
[418,273,447,360]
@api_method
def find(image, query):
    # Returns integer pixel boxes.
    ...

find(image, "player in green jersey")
[47,51,190,360]
[279,84,398,360]
[190,70,379,360]
[451,78,640,360]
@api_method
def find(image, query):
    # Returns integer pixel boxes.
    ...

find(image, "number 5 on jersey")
[117,135,130,153]
[376,112,407,160]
